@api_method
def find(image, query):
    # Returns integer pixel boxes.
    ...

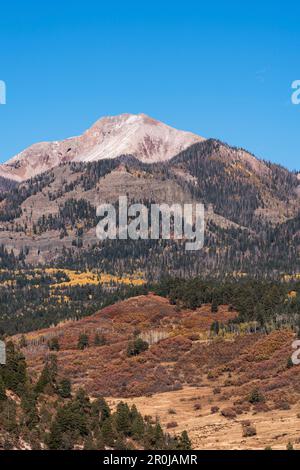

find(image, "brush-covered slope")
[13,292,300,407]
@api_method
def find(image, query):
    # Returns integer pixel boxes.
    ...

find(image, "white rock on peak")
[0,113,205,182]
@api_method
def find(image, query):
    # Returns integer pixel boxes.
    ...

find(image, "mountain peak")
[0,113,204,182]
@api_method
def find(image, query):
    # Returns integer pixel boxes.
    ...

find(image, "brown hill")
[14,294,237,396]
[14,293,300,403]
[11,294,300,449]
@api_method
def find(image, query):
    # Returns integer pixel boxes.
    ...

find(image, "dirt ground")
[108,385,300,450]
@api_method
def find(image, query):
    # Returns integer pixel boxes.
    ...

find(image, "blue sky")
[0,1,299,170]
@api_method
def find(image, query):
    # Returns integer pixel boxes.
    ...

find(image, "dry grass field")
[109,385,300,450]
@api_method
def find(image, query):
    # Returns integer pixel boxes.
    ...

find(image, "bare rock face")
[0,113,204,182]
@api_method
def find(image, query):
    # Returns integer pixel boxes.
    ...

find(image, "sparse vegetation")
[242,423,257,437]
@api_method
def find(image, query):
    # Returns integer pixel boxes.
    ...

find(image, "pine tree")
[0,374,7,401]
[115,402,131,435]
[48,337,60,351]
[84,435,96,450]
[78,333,89,350]
[211,299,219,313]
[114,437,128,450]
[248,388,265,404]
[287,356,294,369]
[178,430,192,450]
[58,378,72,398]
[2,341,27,394]
[19,334,27,348]
[94,430,105,450]
[47,421,63,450]
[1,400,18,432]
[75,388,91,413]
[95,397,111,424]
[35,355,57,395]
[131,414,145,440]
[286,441,294,450]
[153,422,164,449]
[21,391,39,430]
[210,321,220,336]
[127,337,149,357]
[101,417,115,446]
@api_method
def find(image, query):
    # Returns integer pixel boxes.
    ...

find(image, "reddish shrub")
[193,403,201,411]
[211,406,219,414]
[253,402,270,413]
[221,407,237,419]
[274,400,290,410]
[188,334,200,341]
[166,422,178,429]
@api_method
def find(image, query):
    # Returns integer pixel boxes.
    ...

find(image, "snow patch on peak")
[0,113,205,181]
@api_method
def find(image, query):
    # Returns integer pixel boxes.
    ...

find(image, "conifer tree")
[21,390,39,430]
[48,337,60,351]
[178,430,192,450]
[115,402,131,435]
[35,355,57,395]
[2,341,27,394]
[95,397,111,424]
[127,337,149,357]
[286,441,294,450]
[101,417,115,446]
[153,422,164,449]
[19,334,27,348]
[83,435,96,450]
[131,413,145,440]
[287,356,294,369]
[0,374,6,401]
[78,333,89,350]
[47,421,63,450]
[58,378,72,398]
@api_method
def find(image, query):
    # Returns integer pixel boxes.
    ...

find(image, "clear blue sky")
[0,1,299,170]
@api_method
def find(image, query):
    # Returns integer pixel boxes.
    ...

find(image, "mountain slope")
[10,290,300,450]
[0,176,17,194]
[0,139,299,276]
[0,113,204,182]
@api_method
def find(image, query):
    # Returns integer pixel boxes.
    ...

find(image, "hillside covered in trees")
[0,271,299,335]
[0,140,298,278]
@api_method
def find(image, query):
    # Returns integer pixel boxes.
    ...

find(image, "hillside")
[14,294,238,396]
[8,291,300,450]
[0,338,191,451]
[0,139,299,278]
